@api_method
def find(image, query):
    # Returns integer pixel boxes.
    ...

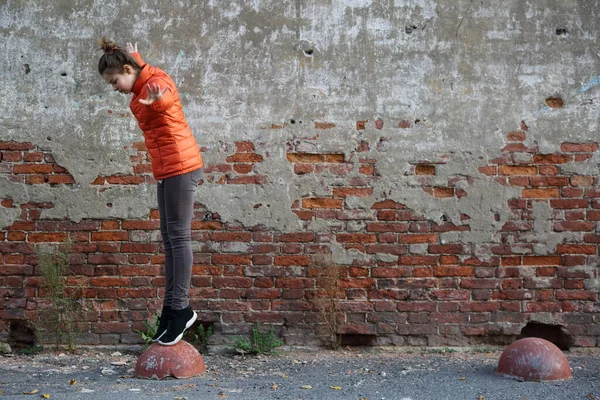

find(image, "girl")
[98,38,202,346]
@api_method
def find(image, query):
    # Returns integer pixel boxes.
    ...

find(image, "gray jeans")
[157,168,203,310]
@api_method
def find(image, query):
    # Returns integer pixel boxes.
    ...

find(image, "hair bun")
[98,37,119,53]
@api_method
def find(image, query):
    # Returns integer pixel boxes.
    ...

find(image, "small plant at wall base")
[233,323,284,355]
[188,323,214,354]
[36,244,81,352]
[136,313,159,349]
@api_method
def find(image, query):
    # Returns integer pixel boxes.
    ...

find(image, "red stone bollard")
[496,337,572,381]
[134,341,206,379]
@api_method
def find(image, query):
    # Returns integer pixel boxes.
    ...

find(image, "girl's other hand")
[126,42,138,54]
[139,83,168,105]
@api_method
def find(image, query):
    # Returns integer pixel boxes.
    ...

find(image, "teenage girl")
[98,38,202,346]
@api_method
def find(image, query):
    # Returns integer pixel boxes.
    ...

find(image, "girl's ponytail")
[97,37,141,75]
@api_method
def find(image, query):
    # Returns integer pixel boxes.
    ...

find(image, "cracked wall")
[1,0,599,346]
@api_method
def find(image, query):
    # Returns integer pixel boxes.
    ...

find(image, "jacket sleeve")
[146,77,176,113]
[131,51,145,67]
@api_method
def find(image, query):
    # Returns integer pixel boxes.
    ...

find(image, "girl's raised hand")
[139,83,168,105]
[126,42,138,54]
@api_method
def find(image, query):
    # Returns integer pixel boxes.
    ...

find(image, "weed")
[0,343,6,353]
[17,345,44,355]
[136,313,159,349]
[189,323,214,354]
[233,322,284,355]
[36,244,81,352]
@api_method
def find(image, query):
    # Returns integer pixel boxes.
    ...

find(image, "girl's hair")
[97,37,141,75]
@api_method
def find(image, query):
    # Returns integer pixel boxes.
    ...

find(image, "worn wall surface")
[1,0,599,347]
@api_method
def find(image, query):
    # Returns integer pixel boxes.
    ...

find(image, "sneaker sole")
[151,329,167,343]
[158,311,197,346]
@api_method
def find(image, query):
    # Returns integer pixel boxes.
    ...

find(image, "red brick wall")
[0,126,599,347]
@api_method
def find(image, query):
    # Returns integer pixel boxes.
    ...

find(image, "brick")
[28,232,68,242]
[213,254,251,265]
[366,223,409,233]
[91,231,128,241]
[332,187,373,198]
[234,141,255,153]
[3,152,23,162]
[357,164,375,176]
[529,177,569,187]
[570,176,594,186]
[0,141,34,150]
[336,233,377,243]
[554,221,595,232]
[314,121,336,129]
[294,163,315,174]
[13,164,53,174]
[499,165,537,175]
[415,165,436,175]
[398,234,438,244]
[48,175,76,184]
[210,232,251,242]
[533,154,572,164]
[522,256,561,266]
[550,199,589,209]
[556,244,596,255]
[227,153,263,163]
[120,243,159,253]
[122,220,160,230]
[106,175,145,184]
[274,255,310,266]
[433,187,455,198]
[302,198,343,209]
[89,277,130,287]
[213,277,253,288]
[433,266,473,277]
[522,188,560,198]
[560,142,599,152]
[507,131,526,141]
[478,166,497,176]
[275,232,314,242]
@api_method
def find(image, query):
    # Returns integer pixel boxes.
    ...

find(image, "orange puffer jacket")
[129,52,203,180]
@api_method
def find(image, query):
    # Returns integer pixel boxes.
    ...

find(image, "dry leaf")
[330,386,342,390]
[459,377,466,381]
[42,395,51,399]
[300,385,313,389]
[271,384,279,390]
[70,380,77,386]
[281,373,288,379]
[23,389,39,395]
[478,396,485,400]
[360,398,368,400]
[217,393,227,399]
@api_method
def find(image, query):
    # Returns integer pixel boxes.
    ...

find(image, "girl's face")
[102,65,137,94]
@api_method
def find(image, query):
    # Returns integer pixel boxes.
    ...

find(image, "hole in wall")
[290,119,296,124]
[519,322,572,350]
[405,25,418,34]
[555,27,568,36]
[8,320,37,349]
[303,49,314,56]
[339,334,377,346]
[61,72,67,76]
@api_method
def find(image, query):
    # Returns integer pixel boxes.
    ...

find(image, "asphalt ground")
[0,346,598,400]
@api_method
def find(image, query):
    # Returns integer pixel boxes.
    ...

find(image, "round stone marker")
[134,341,206,379]
[496,337,571,381]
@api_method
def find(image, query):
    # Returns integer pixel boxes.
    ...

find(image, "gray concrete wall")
[2,0,599,232]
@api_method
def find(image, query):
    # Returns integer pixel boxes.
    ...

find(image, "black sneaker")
[151,307,171,343]
[158,306,197,346]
